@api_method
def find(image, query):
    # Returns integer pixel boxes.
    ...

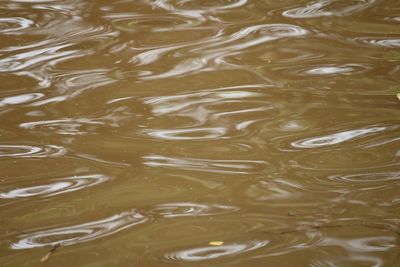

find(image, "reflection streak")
[144,155,268,174]
[0,144,66,158]
[0,174,109,199]
[165,240,268,262]
[11,210,148,249]
[292,126,387,148]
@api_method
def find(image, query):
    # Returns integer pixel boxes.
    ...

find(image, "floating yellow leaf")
[397,93,400,101]
[209,241,224,246]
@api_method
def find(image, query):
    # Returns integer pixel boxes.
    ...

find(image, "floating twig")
[40,243,60,263]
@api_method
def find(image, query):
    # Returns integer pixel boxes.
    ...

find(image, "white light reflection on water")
[144,88,264,117]
[20,118,103,135]
[0,174,109,199]
[0,144,66,158]
[0,17,35,33]
[282,0,376,18]
[165,240,269,262]
[146,127,227,140]
[144,154,270,174]
[151,202,239,218]
[0,0,399,265]
[11,210,148,249]
[291,126,387,148]
[0,93,44,107]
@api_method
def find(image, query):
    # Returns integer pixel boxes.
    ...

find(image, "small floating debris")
[209,241,224,246]
[40,243,60,263]
[397,93,400,101]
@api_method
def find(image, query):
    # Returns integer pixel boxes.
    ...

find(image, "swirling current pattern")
[0,0,399,266]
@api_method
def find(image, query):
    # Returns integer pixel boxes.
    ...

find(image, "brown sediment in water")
[1,0,400,266]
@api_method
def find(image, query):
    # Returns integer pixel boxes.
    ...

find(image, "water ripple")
[0,44,76,73]
[328,171,400,184]
[144,87,264,117]
[164,240,268,262]
[0,174,109,199]
[0,92,44,107]
[320,235,396,253]
[11,209,148,249]
[174,0,248,12]
[20,118,103,135]
[303,64,368,76]
[291,125,389,148]
[194,24,308,55]
[144,154,271,174]
[283,0,376,18]
[0,144,66,158]
[151,202,239,218]
[290,149,398,171]
[0,0,399,264]
[0,17,35,33]
[111,14,200,33]
[146,127,227,141]
[142,86,277,138]
[355,37,400,48]
[138,24,307,79]
[29,69,116,105]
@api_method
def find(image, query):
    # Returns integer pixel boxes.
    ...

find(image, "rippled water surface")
[1,0,400,266]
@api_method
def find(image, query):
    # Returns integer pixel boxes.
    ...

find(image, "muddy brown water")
[1,0,400,266]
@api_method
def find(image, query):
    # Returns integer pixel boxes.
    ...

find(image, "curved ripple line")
[355,37,400,48]
[0,144,66,158]
[282,0,376,18]
[291,126,387,148]
[143,87,269,129]
[196,24,308,54]
[145,88,263,116]
[75,153,131,167]
[11,210,148,249]
[143,0,247,21]
[0,93,44,107]
[173,0,248,11]
[146,127,227,140]
[0,17,35,33]
[20,118,103,135]
[0,44,76,72]
[28,70,116,106]
[0,174,109,199]
[320,235,396,253]
[304,65,363,75]
[131,45,181,66]
[111,14,199,33]
[232,23,307,39]
[139,58,206,80]
[144,0,205,20]
[165,240,268,262]
[139,24,307,80]
[151,202,239,218]
[328,172,400,183]
[144,155,269,174]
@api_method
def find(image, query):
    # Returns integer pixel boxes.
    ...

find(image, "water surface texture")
[1,0,400,266]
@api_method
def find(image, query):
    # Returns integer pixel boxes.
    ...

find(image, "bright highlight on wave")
[11,210,147,249]
[0,144,66,158]
[291,126,388,148]
[165,240,268,262]
[0,174,109,199]
[144,154,269,174]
